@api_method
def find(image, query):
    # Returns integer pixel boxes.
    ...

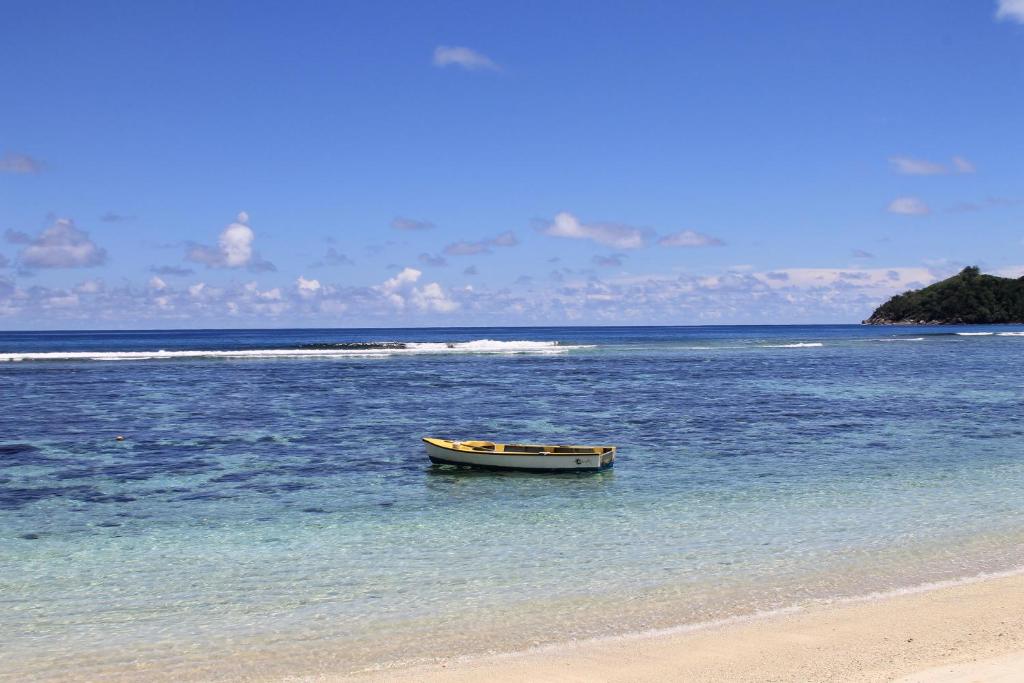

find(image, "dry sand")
[345,571,1024,682]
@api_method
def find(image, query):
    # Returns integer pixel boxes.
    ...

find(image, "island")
[864,266,1024,324]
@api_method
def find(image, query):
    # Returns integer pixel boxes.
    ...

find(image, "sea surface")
[2,325,1024,680]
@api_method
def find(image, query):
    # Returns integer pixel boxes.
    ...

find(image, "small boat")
[423,437,615,472]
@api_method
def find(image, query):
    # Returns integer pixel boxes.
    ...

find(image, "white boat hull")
[424,440,613,472]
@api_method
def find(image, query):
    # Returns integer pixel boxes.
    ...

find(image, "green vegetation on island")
[864,267,1024,324]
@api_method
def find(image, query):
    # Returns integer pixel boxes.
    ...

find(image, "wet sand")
[347,571,1024,683]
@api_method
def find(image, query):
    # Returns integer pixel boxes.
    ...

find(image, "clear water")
[2,325,1024,680]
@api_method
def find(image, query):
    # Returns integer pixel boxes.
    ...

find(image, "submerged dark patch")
[210,471,260,483]
[0,443,39,455]
[0,444,61,468]
[0,485,102,509]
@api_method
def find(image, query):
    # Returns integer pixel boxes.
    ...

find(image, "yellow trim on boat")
[422,437,615,457]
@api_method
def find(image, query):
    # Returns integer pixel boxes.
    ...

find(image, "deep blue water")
[2,325,1024,680]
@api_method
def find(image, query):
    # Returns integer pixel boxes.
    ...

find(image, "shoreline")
[346,569,1024,682]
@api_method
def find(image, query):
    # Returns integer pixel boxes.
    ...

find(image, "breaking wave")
[955,332,994,336]
[0,340,590,362]
[758,342,824,348]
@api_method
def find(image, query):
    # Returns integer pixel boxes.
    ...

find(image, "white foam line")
[956,332,994,336]
[355,562,1024,675]
[997,332,1024,336]
[759,342,824,348]
[0,340,594,362]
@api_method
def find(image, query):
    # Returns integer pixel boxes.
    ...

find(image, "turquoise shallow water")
[2,325,1024,679]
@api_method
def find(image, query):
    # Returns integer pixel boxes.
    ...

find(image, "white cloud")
[889,156,947,175]
[18,218,108,268]
[658,230,724,247]
[996,0,1024,23]
[411,281,459,312]
[296,276,322,297]
[887,197,931,215]
[542,212,648,249]
[187,212,273,270]
[888,155,976,175]
[992,264,1024,277]
[220,214,254,266]
[0,257,972,326]
[433,46,499,71]
[0,152,44,174]
[751,267,935,291]
[76,279,103,294]
[888,156,942,175]
[952,156,976,173]
[375,266,458,313]
[258,288,282,301]
[149,276,167,290]
[381,267,422,292]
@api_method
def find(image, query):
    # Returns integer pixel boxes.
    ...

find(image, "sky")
[1,0,1023,329]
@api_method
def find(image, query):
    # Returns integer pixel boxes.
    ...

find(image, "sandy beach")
[348,571,1024,683]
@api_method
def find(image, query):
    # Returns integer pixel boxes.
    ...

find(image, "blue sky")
[1,0,1023,328]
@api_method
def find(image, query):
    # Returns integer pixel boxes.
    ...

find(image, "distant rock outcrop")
[864,266,1024,324]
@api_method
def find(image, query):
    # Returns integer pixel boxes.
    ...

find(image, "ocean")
[2,325,1024,680]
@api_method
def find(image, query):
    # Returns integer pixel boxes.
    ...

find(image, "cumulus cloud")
[443,230,519,256]
[433,46,499,71]
[887,197,930,215]
[0,152,44,174]
[186,211,275,271]
[376,266,458,312]
[220,212,254,266]
[658,230,724,248]
[14,218,108,268]
[542,212,648,249]
[391,216,435,231]
[411,282,459,312]
[296,276,322,297]
[0,258,961,326]
[149,276,167,290]
[996,0,1024,23]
